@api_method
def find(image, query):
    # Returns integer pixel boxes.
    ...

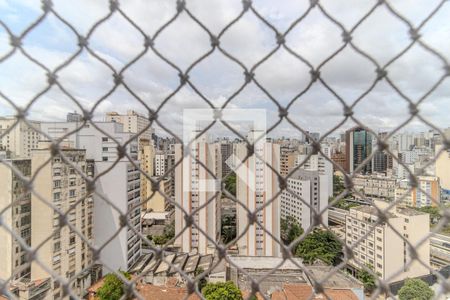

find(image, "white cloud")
[0,0,449,138]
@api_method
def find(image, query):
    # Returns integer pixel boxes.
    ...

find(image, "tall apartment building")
[345,127,373,174]
[0,159,32,281]
[40,121,142,272]
[352,174,396,201]
[221,141,233,177]
[235,132,281,257]
[154,152,166,177]
[280,169,328,230]
[174,135,222,254]
[0,117,41,158]
[280,147,298,177]
[296,154,333,200]
[31,144,94,298]
[105,110,153,143]
[412,176,440,207]
[331,151,346,172]
[139,139,155,211]
[372,151,388,173]
[345,200,430,283]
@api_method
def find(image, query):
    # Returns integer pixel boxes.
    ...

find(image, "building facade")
[31,145,94,298]
[352,174,396,201]
[436,144,450,199]
[0,159,32,281]
[235,135,281,257]
[412,176,440,207]
[280,169,328,230]
[345,127,373,174]
[40,121,142,273]
[174,136,222,254]
[345,201,430,283]
[0,117,41,158]
[105,110,153,143]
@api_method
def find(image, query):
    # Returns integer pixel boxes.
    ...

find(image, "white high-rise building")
[174,133,222,254]
[296,154,333,200]
[280,169,328,231]
[40,121,141,272]
[0,117,41,158]
[235,131,281,257]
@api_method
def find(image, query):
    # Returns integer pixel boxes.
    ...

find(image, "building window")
[102,137,108,142]
[102,157,108,161]
[69,190,76,198]
[54,192,61,201]
[102,147,108,152]
[53,180,61,188]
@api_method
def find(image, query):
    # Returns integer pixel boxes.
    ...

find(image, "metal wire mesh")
[0,0,450,299]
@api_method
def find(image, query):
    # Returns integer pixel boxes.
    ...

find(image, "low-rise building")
[345,200,430,283]
[352,173,396,201]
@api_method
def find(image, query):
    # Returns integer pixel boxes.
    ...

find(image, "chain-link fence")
[1,0,450,299]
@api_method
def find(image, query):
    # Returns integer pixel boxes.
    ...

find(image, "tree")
[414,206,441,224]
[195,267,208,292]
[357,266,376,293]
[295,229,342,265]
[224,172,237,196]
[202,281,243,300]
[148,221,175,245]
[333,175,345,197]
[221,214,237,244]
[398,278,434,300]
[330,197,359,211]
[97,271,131,300]
[280,216,304,247]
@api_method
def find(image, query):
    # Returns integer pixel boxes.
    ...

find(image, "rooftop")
[271,284,359,300]
[228,256,304,270]
[142,212,170,220]
[306,266,363,289]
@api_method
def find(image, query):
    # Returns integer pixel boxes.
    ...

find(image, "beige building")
[412,175,440,207]
[436,144,450,197]
[346,200,430,283]
[280,148,297,177]
[146,177,171,213]
[31,144,94,298]
[235,134,281,257]
[394,186,413,207]
[105,110,153,143]
[139,139,155,211]
[0,117,41,158]
[0,159,32,281]
[352,174,396,201]
[174,136,222,254]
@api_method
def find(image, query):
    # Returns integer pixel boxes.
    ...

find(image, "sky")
[0,0,449,139]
